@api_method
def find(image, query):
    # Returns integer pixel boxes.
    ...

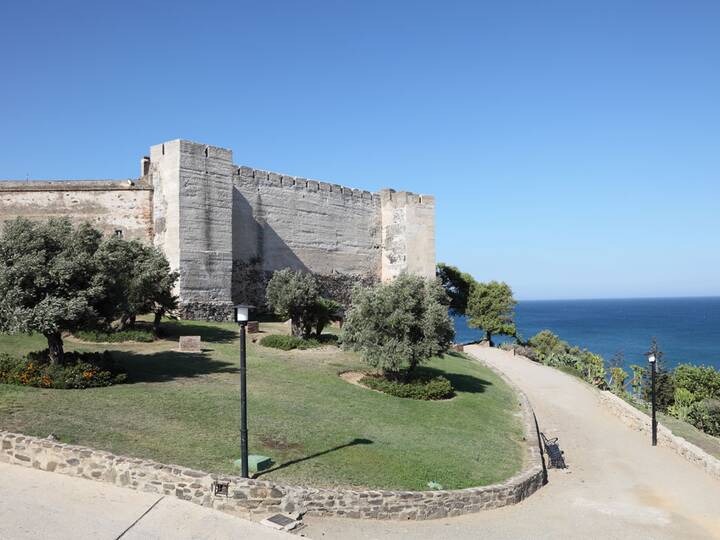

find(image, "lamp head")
[234,304,254,323]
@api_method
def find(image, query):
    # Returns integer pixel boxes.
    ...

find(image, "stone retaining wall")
[0,378,545,520]
[597,391,720,480]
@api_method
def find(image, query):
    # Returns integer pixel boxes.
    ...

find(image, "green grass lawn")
[0,320,524,490]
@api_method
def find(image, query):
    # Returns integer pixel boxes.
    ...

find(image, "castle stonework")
[0,139,436,320]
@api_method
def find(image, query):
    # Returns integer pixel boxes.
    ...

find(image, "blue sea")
[454,297,720,370]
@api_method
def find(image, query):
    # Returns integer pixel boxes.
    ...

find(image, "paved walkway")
[0,461,290,540]
[305,345,720,539]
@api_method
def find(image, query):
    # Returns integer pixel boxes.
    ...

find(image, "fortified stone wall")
[232,166,381,277]
[231,166,384,307]
[0,139,437,319]
[0,180,153,242]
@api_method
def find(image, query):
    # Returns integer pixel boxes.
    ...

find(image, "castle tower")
[149,140,234,320]
[380,190,436,281]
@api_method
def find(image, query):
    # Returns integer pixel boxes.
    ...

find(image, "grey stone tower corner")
[379,189,436,282]
[149,139,235,320]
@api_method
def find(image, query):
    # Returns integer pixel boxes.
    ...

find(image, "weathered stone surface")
[179,336,202,352]
[0,181,153,242]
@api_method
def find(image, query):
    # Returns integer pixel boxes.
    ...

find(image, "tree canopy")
[341,273,454,375]
[266,269,321,338]
[0,218,178,363]
[436,262,475,315]
[0,218,106,364]
[466,280,517,346]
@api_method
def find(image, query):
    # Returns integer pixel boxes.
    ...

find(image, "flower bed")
[0,350,126,389]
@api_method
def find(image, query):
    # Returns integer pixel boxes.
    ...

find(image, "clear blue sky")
[2,1,718,300]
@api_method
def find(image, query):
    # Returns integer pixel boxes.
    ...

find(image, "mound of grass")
[360,373,454,400]
[260,333,338,351]
[0,320,523,490]
[74,328,154,343]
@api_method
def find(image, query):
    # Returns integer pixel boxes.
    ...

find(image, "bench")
[541,432,567,469]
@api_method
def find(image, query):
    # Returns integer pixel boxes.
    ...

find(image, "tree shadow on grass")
[160,321,238,345]
[254,438,373,479]
[416,365,493,394]
[111,350,237,384]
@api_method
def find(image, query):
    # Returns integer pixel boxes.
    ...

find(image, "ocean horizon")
[453,296,720,370]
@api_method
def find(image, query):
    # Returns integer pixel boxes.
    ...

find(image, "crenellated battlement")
[234,165,379,202]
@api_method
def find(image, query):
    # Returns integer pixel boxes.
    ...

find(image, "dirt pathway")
[305,345,720,539]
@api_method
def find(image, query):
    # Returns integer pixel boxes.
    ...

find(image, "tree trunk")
[46,333,64,365]
[129,315,136,329]
[290,320,303,337]
[486,331,494,347]
[118,315,129,331]
[153,311,163,337]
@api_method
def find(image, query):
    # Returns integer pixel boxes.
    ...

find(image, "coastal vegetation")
[503,329,720,440]
[436,262,517,346]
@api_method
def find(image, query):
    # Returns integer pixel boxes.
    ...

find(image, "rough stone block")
[179,336,202,352]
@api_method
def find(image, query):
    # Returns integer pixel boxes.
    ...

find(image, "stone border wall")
[0,378,545,520]
[597,391,720,480]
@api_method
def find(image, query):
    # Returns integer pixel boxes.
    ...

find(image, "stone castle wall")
[0,139,437,319]
[0,180,153,242]
[232,166,382,278]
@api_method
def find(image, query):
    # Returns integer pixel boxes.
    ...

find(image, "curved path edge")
[597,390,720,480]
[0,358,546,521]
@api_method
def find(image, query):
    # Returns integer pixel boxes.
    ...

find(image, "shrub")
[545,353,578,370]
[673,364,720,401]
[609,366,629,396]
[687,399,720,437]
[0,350,126,389]
[668,387,696,422]
[360,374,454,400]
[260,334,337,351]
[642,367,675,412]
[528,330,568,362]
[342,274,454,375]
[500,343,539,362]
[629,364,646,398]
[575,351,607,389]
[266,269,320,338]
[312,297,343,337]
[73,328,154,343]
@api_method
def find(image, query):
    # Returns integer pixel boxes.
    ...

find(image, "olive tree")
[0,218,106,364]
[341,273,454,377]
[96,238,178,334]
[265,269,320,338]
[466,280,517,346]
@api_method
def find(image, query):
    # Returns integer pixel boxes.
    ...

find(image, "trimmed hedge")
[260,334,338,351]
[360,374,454,401]
[0,350,127,389]
[73,328,155,343]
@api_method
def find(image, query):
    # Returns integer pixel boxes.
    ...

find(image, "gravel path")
[304,345,720,539]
